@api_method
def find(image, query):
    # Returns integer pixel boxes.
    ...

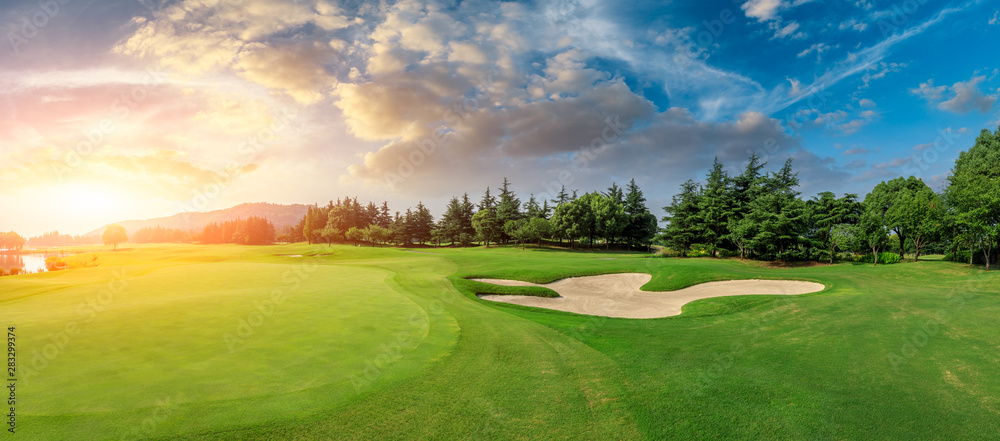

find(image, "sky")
[1,0,999,237]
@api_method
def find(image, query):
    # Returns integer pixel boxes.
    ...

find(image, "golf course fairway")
[2,243,999,439]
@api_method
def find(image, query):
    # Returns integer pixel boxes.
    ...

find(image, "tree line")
[26,231,100,247]
[293,177,659,250]
[659,126,1000,267]
[198,216,276,245]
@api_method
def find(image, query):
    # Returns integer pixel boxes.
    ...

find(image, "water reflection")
[0,253,49,275]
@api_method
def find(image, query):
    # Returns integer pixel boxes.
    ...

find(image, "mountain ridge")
[83,202,309,237]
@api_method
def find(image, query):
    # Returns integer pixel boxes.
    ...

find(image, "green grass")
[2,244,999,439]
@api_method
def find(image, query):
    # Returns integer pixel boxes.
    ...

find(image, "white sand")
[474,273,824,319]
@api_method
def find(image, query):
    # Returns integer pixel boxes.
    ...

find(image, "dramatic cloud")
[114,0,357,102]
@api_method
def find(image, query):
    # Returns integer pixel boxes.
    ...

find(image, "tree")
[867,176,929,258]
[857,204,889,266]
[364,224,393,247]
[744,159,806,261]
[592,192,627,249]
[0,232,25,252]
[459,193,477,245]
[724,154,766,259]
[528,217,552,247]
[303,203,330,244]
[346,226,365,246]
[524,194,545,219]
[439,196,465,245]
[412,202,435,244]
[944,127,1000,269]
[550,185,570,207]
[472,208,500,247]
[661,180,702,256]
[696,159,731,257]
[554,194,597,248]
[830,223,856,259]
[320,225,343,246]
[102,224,128,250]
[891,182,944,261]
[496,178,522,244]
[811,192,861,263]
[727,217,758,260]
[622,179,657,250]
[503,219,529,250]
[325,205,356,246]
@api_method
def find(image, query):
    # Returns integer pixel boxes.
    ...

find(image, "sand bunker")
[473,273,824,319]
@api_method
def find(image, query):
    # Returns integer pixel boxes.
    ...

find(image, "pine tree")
[696,158,730,257]
[661,180,702,256]
[551,185,570,207]
[623,178,657,250]
[496,177,522,244]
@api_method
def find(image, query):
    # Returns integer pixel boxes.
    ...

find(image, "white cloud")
[771,21,803,39]
[839,19,868,32]
[911,74,997,114]
[990,11,999,25]
[743,0,786,21]
[797,42,833,62]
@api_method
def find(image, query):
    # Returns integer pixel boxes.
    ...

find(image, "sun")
[26,183,136,234]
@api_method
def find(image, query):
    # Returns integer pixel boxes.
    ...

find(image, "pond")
[0,253,49,275]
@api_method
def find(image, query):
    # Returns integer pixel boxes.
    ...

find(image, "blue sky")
[1,0,998,236]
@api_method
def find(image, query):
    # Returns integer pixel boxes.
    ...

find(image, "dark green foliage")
[860,252,902,264]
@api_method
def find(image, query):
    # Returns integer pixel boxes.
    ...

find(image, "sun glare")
[34,183,132,233]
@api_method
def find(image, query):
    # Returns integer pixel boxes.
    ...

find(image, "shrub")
[776,249,809,262]
[944,250,971,263]
[718,250,740,258]
[860,252,901,264]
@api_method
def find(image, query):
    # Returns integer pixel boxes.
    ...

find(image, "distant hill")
[84,202,309,237]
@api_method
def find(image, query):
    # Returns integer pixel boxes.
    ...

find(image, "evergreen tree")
[496,177,522,244]
[550,185,570,207]
[622,178,657,249]
[661,180,702,256]
[696,158,730,257]
[413,202,435,244]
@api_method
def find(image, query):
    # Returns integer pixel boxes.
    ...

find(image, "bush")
[718,250,740,258]
[944,250,971,263]
[776,249,809,262]
[860,252,901,264]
